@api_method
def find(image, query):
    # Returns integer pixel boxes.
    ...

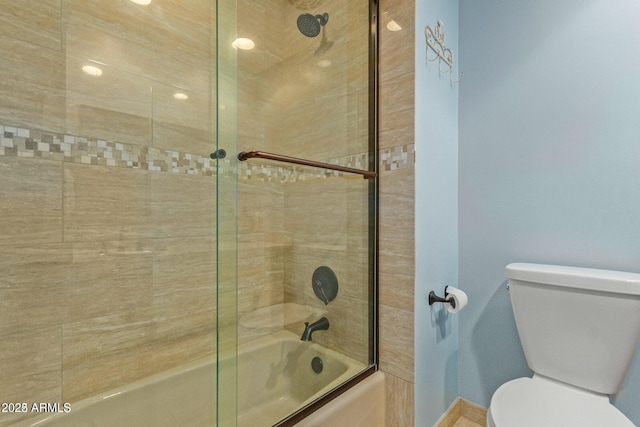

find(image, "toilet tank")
[506,263,640,395]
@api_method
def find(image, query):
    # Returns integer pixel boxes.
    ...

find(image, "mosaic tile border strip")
[0,125,216,176]
[0,124,412,180]
[379,143,415,172]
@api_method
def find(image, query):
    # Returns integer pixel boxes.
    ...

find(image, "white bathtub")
[19,331,366,427]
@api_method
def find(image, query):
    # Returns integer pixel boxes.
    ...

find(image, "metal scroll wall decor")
[424,20,462,84]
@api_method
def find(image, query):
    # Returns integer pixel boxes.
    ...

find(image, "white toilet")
[487,263,640,427]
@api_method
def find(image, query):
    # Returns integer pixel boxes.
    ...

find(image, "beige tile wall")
[235,0,288,346]
[0,2,217,425]
[277,0,370,160]
[282,176,371,364]
[234,2,417,415]
[2,0,390,424]
[276,0,372,364]
[0,34,66,134]
[379,0,417,424]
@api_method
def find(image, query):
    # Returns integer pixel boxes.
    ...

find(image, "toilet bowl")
[487,376,634,427]
[487,263,640,427]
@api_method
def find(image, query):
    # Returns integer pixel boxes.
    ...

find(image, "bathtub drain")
[311,357,323,374]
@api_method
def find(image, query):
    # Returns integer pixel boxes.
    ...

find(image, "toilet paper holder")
[428,287,457,309]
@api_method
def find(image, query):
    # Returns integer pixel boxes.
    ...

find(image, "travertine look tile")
[379,61,414,105]
[236,178,287,343]
[0,157,62,245]
[378,0,415,154]
[282,176,371,364]
[378,240,415,311]
[65,239,154,315]
[0,0,62,51]
[283,178,369,279]
[238,242,285,313]
[62,304,216,402]
[461,399,488,425]
[63,0,213,92]
[237,0,285,75]
[64,164,215,241]
[437,398,464,427]
[152,82,214,156]
[284,178,354,245]
[0,327,61,425]
[65,56,152,146]
[271,0,370,161]
[378,0,415,84]
[438,398,489,427]
[379,169,414,237]
[152,120,215,158]
[379,304,414,383]
[0,240,153,337]
[64,163,154,241]
[378,168,415,312]
[0,244,69,336]
[238,180,285,236]
[152,237,216,309]
[306,293,370,365]
[148,171,216,238]
[0,0,223,414]
[378,0,415,400]
[378,71,415,150]
[385,372,415,427]
[238,69,277,153]
[453,418,485,427]
[70,104,151,147]
[0,35,66,133]
[151,83,210,130]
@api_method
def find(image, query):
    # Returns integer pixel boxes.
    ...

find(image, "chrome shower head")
[297,13,329,38]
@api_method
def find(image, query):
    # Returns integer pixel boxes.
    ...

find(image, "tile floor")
[453,416,485,427]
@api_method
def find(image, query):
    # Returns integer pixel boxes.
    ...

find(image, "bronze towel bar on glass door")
[237,151,377,179]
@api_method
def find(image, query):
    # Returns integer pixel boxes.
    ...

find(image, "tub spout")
[300,317,329,341]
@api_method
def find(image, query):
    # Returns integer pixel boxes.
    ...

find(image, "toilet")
[487,263,640,427]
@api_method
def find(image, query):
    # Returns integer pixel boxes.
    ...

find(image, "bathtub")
[18,331,366,427]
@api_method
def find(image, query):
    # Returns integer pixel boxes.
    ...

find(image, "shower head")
[313,27,334,55]
[297,13,329,38]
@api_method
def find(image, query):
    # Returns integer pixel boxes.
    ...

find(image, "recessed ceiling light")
[173,92,189,100]
[231,38,255,50]
[129,0,152,5]
[82,65,103,77]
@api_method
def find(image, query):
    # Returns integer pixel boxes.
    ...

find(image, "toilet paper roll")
[445,286,468,314]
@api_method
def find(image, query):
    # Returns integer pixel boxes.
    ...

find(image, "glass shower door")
[1,1,219,426]
[216,0,377,425]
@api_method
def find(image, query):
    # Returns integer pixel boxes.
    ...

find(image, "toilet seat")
[487,376,634,427]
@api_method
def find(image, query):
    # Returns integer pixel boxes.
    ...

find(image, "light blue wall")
[414,0,459,426]
[458,0,640,423]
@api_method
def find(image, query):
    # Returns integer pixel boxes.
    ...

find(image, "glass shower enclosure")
[218,0,378,425]
[0,0,376,425]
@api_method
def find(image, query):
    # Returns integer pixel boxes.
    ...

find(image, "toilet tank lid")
[506,263,640,296]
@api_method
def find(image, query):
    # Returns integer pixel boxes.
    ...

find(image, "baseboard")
[434,398,487,427]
